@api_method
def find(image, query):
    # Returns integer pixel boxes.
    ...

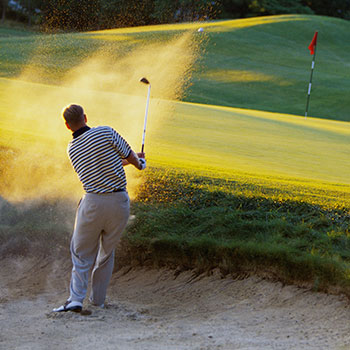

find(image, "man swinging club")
[53,104,146,313]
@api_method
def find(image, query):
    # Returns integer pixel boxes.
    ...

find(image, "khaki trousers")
[69,191,130,305]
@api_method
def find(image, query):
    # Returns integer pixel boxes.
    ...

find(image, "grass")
[0,19,39,36]
[0,196,74,256]
[120,168,350,292]
[149,101,350,185]
[186,15,350,121]
[1,15,350,120]
[0,16,350,293]
[1,79,349,188]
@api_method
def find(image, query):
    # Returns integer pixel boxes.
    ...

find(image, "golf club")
[139,77,151,154]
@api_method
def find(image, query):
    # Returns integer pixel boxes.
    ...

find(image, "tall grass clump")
[121,167,350,293]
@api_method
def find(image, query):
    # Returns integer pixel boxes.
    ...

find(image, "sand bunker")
[1,256,350,349]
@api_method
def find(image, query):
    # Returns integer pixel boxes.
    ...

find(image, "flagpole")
[305,47,317,118]
[305,32,318,119]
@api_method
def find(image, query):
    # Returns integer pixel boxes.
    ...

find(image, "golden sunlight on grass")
[204,69,291,85]
[207,14,307,32]
[89,15,307,35]
[148,100,350,187]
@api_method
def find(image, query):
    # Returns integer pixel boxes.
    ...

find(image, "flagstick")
[305,45,317,119]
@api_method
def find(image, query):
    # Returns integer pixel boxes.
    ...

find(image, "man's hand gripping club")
[122,151,146,170]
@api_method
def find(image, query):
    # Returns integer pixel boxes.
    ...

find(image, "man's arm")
[122,151,145,169]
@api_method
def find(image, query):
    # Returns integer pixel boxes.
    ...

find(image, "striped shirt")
[68,126,131,194]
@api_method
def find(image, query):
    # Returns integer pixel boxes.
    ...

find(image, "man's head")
[62,104,87,131]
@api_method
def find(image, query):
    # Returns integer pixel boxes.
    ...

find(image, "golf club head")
[140,77,150,85]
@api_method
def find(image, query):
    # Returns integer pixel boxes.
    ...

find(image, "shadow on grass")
[0,196,74,257]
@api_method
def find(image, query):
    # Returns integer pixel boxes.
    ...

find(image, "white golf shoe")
[53,300,83,313]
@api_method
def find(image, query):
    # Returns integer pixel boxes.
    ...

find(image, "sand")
[1,256,350,350]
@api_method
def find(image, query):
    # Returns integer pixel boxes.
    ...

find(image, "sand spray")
[0,31,201,203]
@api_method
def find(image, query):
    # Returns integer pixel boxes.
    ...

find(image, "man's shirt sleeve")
[110,128,132,159]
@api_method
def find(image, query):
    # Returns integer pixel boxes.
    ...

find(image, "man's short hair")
[62,104,85,126]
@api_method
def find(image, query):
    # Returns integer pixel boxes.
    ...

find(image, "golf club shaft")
[141,84,151,153]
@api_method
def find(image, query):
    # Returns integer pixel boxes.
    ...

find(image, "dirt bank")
[1,256,350,350]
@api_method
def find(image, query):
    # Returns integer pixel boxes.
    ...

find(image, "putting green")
[149,101,350,185]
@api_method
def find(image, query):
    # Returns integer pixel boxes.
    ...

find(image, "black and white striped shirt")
[68,126,131,193]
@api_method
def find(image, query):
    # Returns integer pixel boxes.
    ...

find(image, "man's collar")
[72,126,91,139]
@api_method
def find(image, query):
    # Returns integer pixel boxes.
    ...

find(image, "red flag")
[308,31,318,55]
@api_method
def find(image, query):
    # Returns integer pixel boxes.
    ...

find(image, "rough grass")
[119,167,350,293]
[1,162,350,293]
[0,197,74,257]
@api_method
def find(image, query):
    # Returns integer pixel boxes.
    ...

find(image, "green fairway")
[1,15,350,121]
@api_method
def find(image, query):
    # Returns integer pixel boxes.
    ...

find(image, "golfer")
[54,104,145,313]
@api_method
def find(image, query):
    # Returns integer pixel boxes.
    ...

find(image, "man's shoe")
[52,300,83,313]
[89,301,104,309]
